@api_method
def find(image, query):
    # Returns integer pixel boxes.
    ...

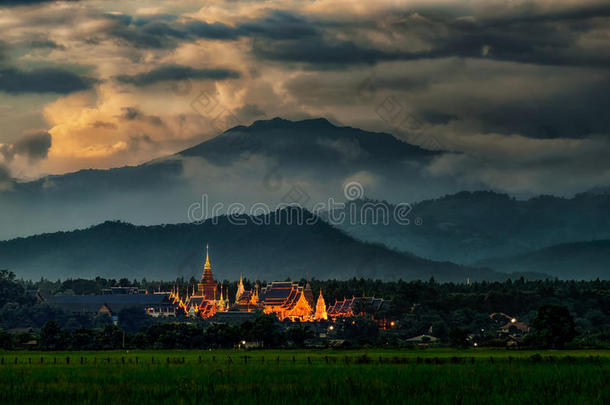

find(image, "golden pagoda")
[314,289,328,320]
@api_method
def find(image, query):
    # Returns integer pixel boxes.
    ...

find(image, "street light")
[329,325,334,331]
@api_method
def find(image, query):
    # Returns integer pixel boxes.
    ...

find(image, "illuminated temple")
[169,244,388,323]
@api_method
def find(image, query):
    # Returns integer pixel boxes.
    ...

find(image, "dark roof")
[43,293,171,314]
[210,311,258,325]
[327,296,390,315]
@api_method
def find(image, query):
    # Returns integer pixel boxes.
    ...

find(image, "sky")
[0,0,609,196]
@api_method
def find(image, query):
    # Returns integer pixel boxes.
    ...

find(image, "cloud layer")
[0,0,608,196]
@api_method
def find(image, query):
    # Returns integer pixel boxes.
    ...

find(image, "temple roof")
[43,293,171,314]
[327,296,389,315]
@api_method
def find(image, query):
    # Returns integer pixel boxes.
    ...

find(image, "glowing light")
[390,321,396,327]
[474,342,478,347]
[511,318,517,323]
[329,325,334,331]
[241,340,246,345]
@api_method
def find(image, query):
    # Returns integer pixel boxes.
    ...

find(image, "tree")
[40,320,68,350]
[0,328,13,350]
[118,307,152,333]
[240,315,283,348]
[431,321,449,342]
[532,305,576,349]
[286,325,314,347]
[449,328,469,348]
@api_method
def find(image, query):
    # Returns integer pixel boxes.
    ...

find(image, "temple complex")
[168,244,389,324]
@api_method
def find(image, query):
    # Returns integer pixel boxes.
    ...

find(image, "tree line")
[1,270,608,349]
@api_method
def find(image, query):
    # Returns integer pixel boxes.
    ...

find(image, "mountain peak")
[246,117,336,131]
[181,116,438,163]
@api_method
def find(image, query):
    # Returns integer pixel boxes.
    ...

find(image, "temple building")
[314,289,328,320]
[258,281,315,321]
[233,275,260,312]
[326,296,389,320]
[169,245,229,319]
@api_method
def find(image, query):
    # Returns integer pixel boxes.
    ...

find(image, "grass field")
[1,349,609,404]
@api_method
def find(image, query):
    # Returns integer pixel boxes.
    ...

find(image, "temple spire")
[204,244,211,270]
[236,274,245,302]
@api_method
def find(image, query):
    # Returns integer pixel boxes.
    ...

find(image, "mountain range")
[476,239,610,280]
[0,117,461,241]
[1,117,609,280]
[330,191,610,265]
[0,209,507,283]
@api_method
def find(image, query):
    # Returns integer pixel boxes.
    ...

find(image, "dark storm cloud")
[120,107,163,126]
[0,131,52,162]
[0,164,10,180]
[105,11,316,49]
[0,163,12,190]
[238,11,318,39]
[29,39,65,49]
[0,0,78,5]
[92,121,117,129]
[241,7,610,69]
[107,14,238,48]
[184,20,242,40]
[428,17,610,67]
[473,77,610,139]
[252,38,407,66]
[0,67,94,94]
[115,65,241,86]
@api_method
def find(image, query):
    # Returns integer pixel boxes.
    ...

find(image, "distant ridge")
[0,208,504,282]
[477,239,610,280]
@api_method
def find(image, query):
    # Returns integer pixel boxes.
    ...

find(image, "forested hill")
[477,240,610,280]
[0,209,504,282]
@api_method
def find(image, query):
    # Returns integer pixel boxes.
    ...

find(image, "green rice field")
[1,349,609,404]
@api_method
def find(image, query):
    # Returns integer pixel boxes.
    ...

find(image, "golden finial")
[204,244,211,270]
